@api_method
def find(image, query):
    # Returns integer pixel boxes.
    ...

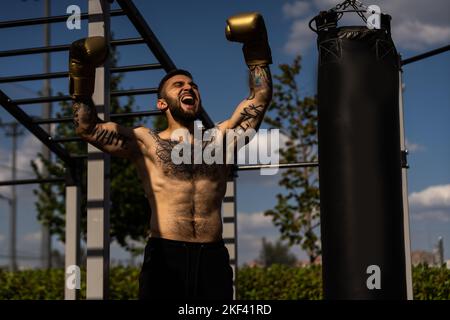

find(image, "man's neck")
[167,119,196,135]
[159,119,199,144]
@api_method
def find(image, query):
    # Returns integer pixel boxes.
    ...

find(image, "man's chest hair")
[148,129,229,180]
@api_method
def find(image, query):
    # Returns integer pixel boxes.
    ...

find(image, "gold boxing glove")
[69,36,108,100]
[225,12,272,66]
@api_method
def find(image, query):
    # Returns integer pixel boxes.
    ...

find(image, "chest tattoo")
[148,129,229,180]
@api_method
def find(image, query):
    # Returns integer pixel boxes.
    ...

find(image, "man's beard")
[165,95,200,122]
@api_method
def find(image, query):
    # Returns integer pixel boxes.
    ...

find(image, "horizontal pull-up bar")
[0,9,125,29]
[111,88,158,97]
[0,177,65,186]
[13,88,158,105]
[0,37,144,58]
[0,63,163,83]
[402,44,450,66]
[32,110,162,125]
[237,162,319,170]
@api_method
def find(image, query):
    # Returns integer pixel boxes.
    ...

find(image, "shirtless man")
[70,13,272,300]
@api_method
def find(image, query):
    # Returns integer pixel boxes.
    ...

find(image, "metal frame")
[0,38,145,58]
[0,90,73,165]
[115,0,214,128]
[238,162,318,171]
[398,60,413,300]
[85,0,110,300]
[0,0,215,300]
[402,44,450,66]
[0,0,216,183]
[11,88,158,105]
[0,64,162,83]
[0,9,125,29]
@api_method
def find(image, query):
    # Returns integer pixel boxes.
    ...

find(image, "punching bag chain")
[334,0,368,23]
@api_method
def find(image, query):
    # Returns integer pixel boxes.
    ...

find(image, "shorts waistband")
[147,237,225,249]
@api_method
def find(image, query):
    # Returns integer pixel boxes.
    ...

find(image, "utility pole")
[41,0,52,269]
[435,237,444,266]
[0,120,24,272]
[0,193,13,269]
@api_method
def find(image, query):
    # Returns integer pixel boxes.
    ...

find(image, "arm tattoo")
[72,101,97,132]
[238,104,264,131]
[247,65,272,100]
[72,101,128,149]
[247,74,256,100]
[90,126,129,148]
[73,108,79,129]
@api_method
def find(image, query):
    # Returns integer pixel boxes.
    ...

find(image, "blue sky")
[0,0,449,268]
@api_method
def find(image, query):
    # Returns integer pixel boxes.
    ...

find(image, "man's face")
[160,75,201,122]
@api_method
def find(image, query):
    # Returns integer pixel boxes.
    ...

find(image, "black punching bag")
[316,17,407,299]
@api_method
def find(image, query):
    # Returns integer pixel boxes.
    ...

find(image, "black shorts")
[138,237,234,300]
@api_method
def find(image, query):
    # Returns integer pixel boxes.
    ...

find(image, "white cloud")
[412,210,450,222]
[283,0,450,55]
[409,184,450,222]
[410,184,450,208]
[0,132,44,196]
[236,211,310,264]
[313,0,340,8]
[284,17,317,55]
[237,211,279,264]
[405,139,425,152]
[393,20,450,51]
[359,0,450,51]
[238,233,278,262]
[238,210,274,231]
[283,1,311,19]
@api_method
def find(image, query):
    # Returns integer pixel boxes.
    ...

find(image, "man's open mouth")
[180,95,196,107]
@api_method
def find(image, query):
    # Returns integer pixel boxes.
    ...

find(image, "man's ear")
[157,98,168,111]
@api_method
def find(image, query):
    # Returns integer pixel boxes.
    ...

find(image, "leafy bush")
[412,264,450,300]
[0,265,448,300]
[237,264,322,299]
[0,266,139,300]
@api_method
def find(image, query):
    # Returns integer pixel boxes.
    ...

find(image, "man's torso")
[132,126,231,243]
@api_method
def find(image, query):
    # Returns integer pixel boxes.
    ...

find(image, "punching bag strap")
[309,10,339,33]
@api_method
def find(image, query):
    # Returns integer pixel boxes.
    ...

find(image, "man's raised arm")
[70,37,143,158]
[220,13,273,133]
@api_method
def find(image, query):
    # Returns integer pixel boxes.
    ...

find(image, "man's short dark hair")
[157,69,193,99]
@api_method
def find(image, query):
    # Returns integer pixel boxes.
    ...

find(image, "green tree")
[32,49,151,253]
[264,56,320,263]
[258,237,297,267]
